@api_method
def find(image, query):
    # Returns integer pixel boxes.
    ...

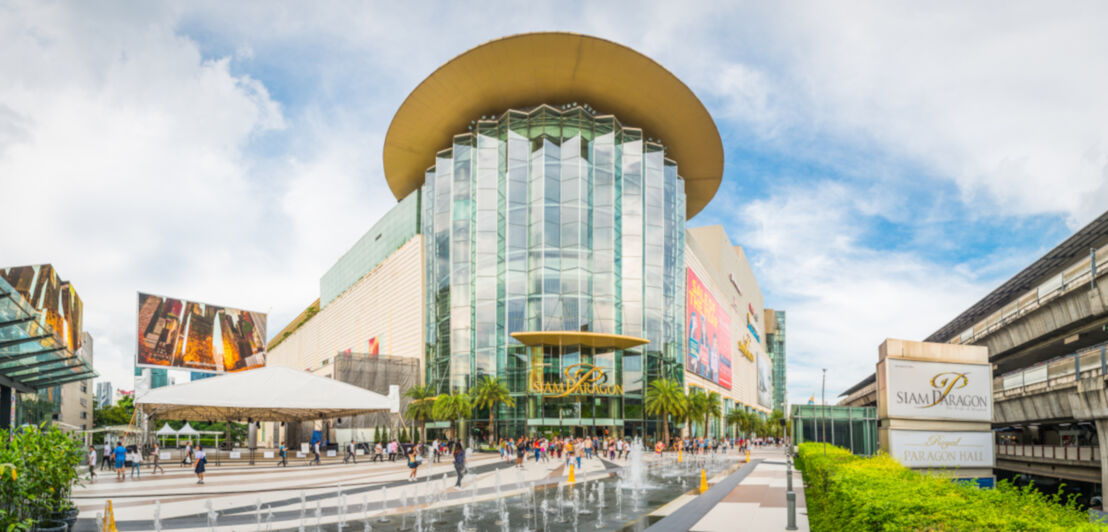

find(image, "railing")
[994,342,1108,398]
[996,443,1100,463]
[951,243,1108,345]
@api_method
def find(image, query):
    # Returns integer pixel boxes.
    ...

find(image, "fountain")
[377,485,390,523]
[265,505,275,531]
[205,499,218,532]
[337,483,347,530]
[299,491,307,528]
[626,437,646,490]
[255,498,263,530]
[153,500,161,532]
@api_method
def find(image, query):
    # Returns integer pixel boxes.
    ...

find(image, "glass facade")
[767,310,787,412]
[421,104,687,438]
[790,404,877,456]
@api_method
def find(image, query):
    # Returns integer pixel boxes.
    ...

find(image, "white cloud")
[733,182,992,404]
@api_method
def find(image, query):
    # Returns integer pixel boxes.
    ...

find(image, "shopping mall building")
[266,33,781,443]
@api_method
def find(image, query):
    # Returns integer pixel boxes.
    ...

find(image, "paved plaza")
[73,446,803,531]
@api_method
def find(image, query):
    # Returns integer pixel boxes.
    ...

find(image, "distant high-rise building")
[765,309,787,412]
[190,371,217,381]
[95,381,113,407]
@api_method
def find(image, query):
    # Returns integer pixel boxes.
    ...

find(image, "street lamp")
[821,368,827,456]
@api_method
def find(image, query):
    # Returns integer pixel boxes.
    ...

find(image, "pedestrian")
[113,441,126,481]
[278,442,288,467]
[194,445,207,484]
[101,442,112,471]
[516,439,526,469]
[312,440,321,465]
[432,438,441,463]
[344,440,357,464]
[407,443,421,482]
[372,441,384,462]
[87,445,97,481]
[181,441,193,467]
[453,442,466,488]
[130,446,142,479]
[575,442,583,471]
[151,443,165,474]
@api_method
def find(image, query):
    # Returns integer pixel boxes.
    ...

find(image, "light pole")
[821,368,827,456]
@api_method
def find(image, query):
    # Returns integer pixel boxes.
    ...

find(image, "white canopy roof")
[177,422,199,435]
[135,366,394,422]
[155,423,177,436]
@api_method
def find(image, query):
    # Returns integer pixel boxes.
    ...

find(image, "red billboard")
[686,269,732,389]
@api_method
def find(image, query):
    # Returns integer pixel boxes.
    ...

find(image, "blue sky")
[2,2,1106,406]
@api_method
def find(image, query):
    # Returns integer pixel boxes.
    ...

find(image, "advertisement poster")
[884,359,992,422]
[686,269,732,388]
[137,292,266,373]
[757,353,772,408]
[888,430,994,468]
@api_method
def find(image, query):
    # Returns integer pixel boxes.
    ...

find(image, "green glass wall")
[767,310,787,412]
[421,104,687,437]
[790,404,877,456]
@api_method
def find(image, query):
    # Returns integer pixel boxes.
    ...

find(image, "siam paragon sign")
[884,359,992,422]
[529,362,623,398]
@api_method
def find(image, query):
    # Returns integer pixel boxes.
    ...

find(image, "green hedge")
[796,442,1104,531]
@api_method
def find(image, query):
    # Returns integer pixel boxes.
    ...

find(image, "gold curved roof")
[510,331,649,350]
[383,32,724,219]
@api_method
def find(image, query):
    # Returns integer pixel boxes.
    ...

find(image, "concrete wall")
[267,235,424,375]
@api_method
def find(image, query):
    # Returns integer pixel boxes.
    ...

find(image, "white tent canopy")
[177,422,199,436]
[135,366,395,421]
[155,423,178,436]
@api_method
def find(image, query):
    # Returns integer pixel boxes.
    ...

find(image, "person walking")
[312,440,321,465]
[194,445,207,484]
[101,442,112,471]
[344,440,357,464]
[130,446,142,479]
[278,442,288,467]
[372,441,384,462]
[575,441,583,471]
[406,443,421,482]
[452,442,466,488]
[181,441,193,467]
[113,442,126,481]
[151,443,165,474]
[87,445,97,482]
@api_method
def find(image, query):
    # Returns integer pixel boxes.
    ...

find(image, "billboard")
[686,269,732,388]
[757,353,772,408]
[137,292,266,373]
[0,264,83,352]
[883,359,992,422]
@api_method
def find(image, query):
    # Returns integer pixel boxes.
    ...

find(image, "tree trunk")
[705,413,710,439]
[489,407,496,445]
[661,411,669,447]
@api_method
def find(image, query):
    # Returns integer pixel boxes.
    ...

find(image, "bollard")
[568,463,576,483]
[679,448,683,463]
[745,449,750,463]
[786,455,793,492]
[786,491,798,530]
[699,468,708,494]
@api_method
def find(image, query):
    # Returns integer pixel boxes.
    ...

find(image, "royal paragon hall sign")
[877,339,994,481]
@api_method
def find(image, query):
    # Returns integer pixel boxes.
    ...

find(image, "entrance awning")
[0,276,96,393]
[135,366,395,421]
[510,331,649,350]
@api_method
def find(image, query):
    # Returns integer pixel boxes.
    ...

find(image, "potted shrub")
[1,425,83,532]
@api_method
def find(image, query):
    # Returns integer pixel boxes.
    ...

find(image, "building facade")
[267,32,776,443]
[765,309,787,412]
[95,381,113,408]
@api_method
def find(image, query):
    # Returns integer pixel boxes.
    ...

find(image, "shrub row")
[796,442,1104,531]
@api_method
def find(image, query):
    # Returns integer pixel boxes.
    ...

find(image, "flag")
[807,395,815,405]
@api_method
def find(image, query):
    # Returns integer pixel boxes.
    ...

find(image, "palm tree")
[769,409,785,439]
[685,387,708,438]
[432,392,472,440]
[470,376,515,444]
[644,378,687,446]
[404,384,437,442]
[725,409,746,439]
[703,392,722,439]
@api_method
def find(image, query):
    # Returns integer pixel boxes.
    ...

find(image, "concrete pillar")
[1094,419,1108,490]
